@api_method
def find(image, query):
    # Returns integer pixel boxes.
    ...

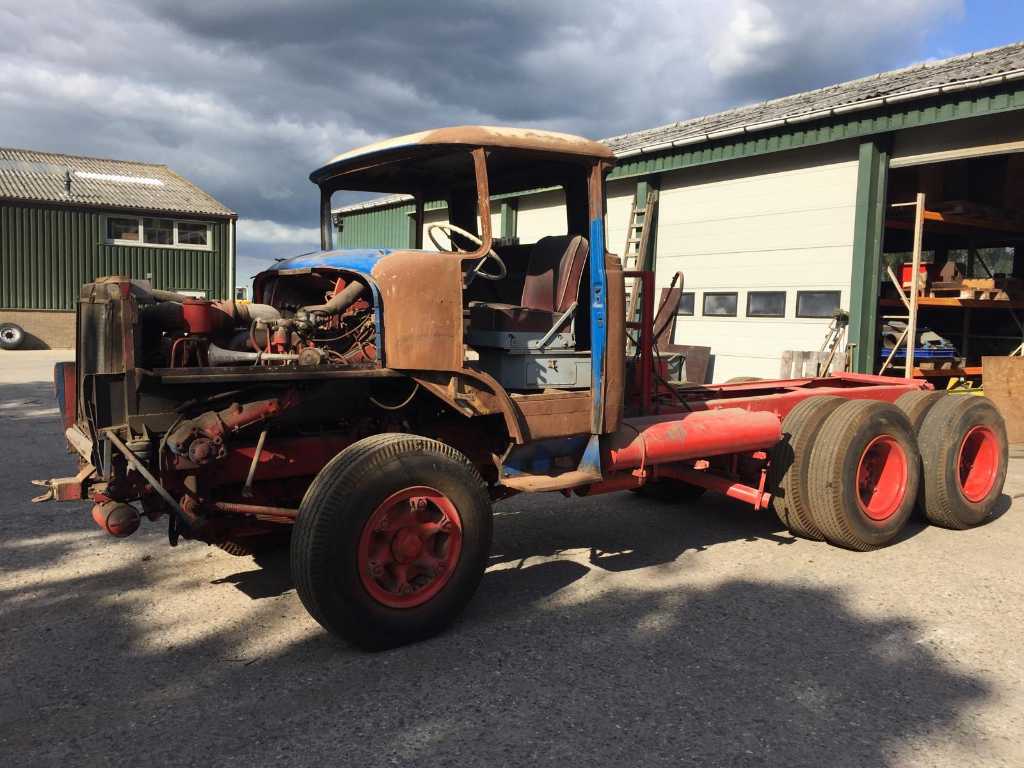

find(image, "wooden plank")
[982,357,1024,443]
[879,297,1024,310]
[906,192,925,380]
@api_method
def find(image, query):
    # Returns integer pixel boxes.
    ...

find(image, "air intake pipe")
[299,280,366,317]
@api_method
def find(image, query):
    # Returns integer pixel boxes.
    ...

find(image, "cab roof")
[310,126,613,193]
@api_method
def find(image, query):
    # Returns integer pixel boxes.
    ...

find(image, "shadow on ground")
[0,523,992,768]
[0,377,1001,765]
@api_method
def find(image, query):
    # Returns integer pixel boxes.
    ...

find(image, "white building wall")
[420,207,501,250]
[605,178,638,257]
[653,142,860,382]
[515,189,566,243]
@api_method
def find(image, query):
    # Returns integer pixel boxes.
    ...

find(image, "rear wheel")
[291,434,493,649]
[895,390,945,435]
[916,396,1007,529]
[768,396,844,540]
[808,400,920,551]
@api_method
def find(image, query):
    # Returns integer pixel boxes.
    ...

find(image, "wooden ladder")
[623,189,659,322]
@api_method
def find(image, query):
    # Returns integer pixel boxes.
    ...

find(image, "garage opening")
[879,150,1024,382]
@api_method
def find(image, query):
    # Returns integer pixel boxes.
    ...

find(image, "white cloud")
[0,0,966,281]
[237,219,320,245]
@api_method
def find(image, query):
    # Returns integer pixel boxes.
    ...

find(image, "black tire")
[916,396,1008,529]
[808,400,920,551]
[895,390,945,435]
[0,323,24,350]
[768,396,845,540]
[630,480,706,503]
[291,434,492,649]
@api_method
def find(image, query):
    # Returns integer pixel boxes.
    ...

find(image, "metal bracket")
[538,302,578,351]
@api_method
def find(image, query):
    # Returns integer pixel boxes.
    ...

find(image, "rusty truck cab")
[306,127,623,446]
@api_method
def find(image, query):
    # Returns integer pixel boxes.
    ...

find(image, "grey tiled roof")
[606,41,1024,156]
[0,147,234,217]
[336,41,1024,215]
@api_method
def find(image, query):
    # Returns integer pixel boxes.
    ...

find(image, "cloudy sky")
[2,0,1022,285]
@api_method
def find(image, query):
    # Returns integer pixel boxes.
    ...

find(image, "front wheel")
[291,434,493,649]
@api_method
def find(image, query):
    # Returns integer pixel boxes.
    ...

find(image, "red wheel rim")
[956,426,999,503]
[357,486,463,609]
[855,435,909,522]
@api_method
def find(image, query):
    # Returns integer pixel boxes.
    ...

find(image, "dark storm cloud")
[0,0,961,276]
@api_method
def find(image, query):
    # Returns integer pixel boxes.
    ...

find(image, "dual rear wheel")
[771,393,1006,550]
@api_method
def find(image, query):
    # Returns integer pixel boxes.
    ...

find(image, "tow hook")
[31,464,96,502]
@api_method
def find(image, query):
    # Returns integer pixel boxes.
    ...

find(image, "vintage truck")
[35,126,1008,649]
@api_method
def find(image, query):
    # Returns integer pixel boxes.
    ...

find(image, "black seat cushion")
[468,302,556,333]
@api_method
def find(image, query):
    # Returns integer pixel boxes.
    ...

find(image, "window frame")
[746,290,787,318]
[702,291,739,317]
[105,215,214,251]
[795,290,842,319]
[676,291,695,317]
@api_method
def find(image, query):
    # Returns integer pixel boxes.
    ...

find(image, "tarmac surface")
[2,349,1022,767]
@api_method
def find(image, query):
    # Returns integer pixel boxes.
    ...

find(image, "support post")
[906,192,926,379]
[849,137,891,373]
[500,199,518,241]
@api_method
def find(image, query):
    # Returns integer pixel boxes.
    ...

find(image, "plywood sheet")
[982,356,1024,443]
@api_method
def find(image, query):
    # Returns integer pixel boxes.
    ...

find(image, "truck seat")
[469,235,588,333]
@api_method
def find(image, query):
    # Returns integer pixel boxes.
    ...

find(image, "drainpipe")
[228,217,236,301]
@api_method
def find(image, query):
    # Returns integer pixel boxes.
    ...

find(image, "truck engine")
[139,269,377,370]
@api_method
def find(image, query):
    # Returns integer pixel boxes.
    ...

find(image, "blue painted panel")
[588,216,607,434]
[257,248,402,365]
[265,248,396,274]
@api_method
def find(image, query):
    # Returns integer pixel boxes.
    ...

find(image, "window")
[703,292,738,317]
[747,291,786,318]
[796,290,841,318]
[107,217,140,242]
[106,216,212,249]
[177,221,210,246]
[143,217,173,245]
[677,292,695,316]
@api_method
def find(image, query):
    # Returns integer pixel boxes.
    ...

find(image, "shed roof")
[336,41,1024,215]
[0,147,235,217]
[606,41,1024,156]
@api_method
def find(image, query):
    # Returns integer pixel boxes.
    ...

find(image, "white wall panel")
[654,143,860,381]
[516,189,567,244]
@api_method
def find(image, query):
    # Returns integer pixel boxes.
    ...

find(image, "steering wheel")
[427,223,507,286]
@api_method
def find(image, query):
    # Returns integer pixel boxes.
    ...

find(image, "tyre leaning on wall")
[0,323,25,350]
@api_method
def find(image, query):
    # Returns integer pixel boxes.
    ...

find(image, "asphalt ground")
[2,349,1022,767]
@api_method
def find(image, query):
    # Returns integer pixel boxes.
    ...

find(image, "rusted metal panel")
[372,250,464,370]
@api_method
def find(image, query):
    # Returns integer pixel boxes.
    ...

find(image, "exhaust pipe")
[92,501,141,538]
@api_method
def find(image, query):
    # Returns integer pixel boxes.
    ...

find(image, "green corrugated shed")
[0,201,231,309]
[336,202,414,249]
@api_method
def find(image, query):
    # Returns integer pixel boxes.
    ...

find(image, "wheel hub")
[957,426,999,503]
[358,486,463,608]
[856,435,908,522]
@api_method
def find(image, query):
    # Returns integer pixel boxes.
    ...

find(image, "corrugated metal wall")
[337,203,415,249]
[0,202,230,309]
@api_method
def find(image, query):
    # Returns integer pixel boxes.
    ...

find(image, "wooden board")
[982,356,1024,443]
